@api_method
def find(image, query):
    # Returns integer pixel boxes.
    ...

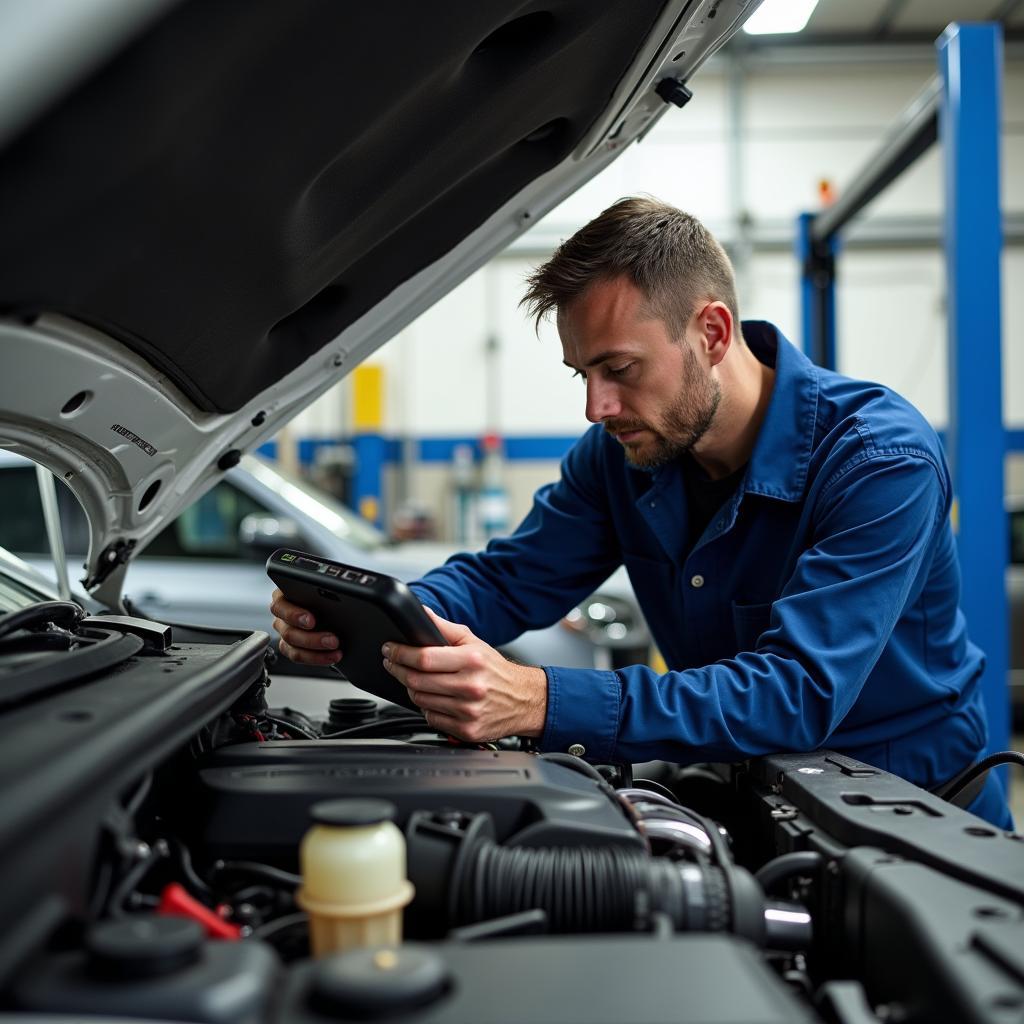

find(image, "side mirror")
[238,513,302,554]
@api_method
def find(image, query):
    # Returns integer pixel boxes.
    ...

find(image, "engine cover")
[182,741,643,863]
[280,935,817,1023]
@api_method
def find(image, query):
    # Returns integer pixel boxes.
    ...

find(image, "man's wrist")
[515,664,548,738]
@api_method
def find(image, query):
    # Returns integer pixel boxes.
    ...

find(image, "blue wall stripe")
[416,437,483,463]
[257,435,583,465]
[417,436,582,462]
[503,436,581,461]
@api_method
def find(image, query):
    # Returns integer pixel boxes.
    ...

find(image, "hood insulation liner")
[0,0,666,412]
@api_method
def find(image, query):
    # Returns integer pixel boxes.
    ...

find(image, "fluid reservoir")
[297,799,414,957]
[12,917,279,1022]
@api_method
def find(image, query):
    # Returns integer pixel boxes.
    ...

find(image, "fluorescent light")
[743,0,819,35]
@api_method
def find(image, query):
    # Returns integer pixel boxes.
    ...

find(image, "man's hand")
[382,608,547,743]
[269,587,342,667]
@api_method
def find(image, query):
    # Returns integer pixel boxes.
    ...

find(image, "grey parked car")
[0,449,649,672]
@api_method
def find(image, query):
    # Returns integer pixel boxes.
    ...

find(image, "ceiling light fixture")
[743,0,820,35]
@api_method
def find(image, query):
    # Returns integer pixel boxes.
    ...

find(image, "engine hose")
[455,837,730,935]
[754,851,824,895]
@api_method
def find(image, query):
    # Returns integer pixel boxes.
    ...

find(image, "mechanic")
[271,197,1011,829]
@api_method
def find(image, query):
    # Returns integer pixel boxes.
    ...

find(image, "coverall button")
[690,574,705,589]
[568,743,586,757]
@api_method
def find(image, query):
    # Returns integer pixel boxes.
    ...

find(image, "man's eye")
[608,363,635,377]
[571,369,586,381]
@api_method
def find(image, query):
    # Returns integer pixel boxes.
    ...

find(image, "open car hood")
[0,0,759,607]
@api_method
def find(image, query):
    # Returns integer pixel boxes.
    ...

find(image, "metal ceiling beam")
[989,0,1023,23]
[718,37,1023,68]
[871,0,909,40]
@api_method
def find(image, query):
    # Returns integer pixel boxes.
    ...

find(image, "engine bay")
[1,615,1022,1023]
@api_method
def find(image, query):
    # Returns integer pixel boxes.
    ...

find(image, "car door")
[124,478,310,633]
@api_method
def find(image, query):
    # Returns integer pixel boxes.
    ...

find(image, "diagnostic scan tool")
[267,548,445,710]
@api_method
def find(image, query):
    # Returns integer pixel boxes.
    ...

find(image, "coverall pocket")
[731,600,773,651]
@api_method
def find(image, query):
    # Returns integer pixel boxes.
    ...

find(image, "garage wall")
[286,53,1024,536]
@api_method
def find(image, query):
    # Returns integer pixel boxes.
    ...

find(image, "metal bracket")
[83,538,136,590]
[80,615,172,652]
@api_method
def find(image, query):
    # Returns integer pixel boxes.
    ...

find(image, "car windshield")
[0,548,55,613]
[241,455,386,553]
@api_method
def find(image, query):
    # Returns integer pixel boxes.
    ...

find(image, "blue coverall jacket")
[411,322,1010,828]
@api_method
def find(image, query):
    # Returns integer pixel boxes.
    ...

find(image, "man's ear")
[696,301,733,368]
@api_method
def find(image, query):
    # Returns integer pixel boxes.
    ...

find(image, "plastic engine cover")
[182,742,644,863]
[278,935,817,1023]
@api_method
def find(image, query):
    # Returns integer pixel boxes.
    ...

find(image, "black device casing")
[266,548,445,709]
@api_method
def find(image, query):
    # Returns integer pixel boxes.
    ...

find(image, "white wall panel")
[492,258,588,435]
[835,251,948,424]
[744,253,800,339]
[745,137,888,217]
[287,380,348,436]
[1003,133,1024,210]
[545,138,733,231]
[744,65,928,131]
[1006,67,1024,120]
[379,272,491,435]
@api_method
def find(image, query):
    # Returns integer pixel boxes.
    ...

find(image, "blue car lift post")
[798,23,1010,765]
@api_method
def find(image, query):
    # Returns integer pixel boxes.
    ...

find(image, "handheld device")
[266,548,446,711]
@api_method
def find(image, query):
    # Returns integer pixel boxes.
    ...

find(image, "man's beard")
[606,345,721,469]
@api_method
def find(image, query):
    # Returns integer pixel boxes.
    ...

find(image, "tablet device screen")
[266,548,445,711]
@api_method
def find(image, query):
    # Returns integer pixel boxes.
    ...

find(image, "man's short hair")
[521,197,739,341]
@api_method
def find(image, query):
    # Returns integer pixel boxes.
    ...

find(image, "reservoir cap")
[87,917,203,979]
[310,799,398,828]
[311,945,449,1017]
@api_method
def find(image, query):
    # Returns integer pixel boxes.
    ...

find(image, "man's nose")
[585,378,620,423]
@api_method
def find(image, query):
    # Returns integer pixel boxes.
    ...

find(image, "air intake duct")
[405,809,766,945]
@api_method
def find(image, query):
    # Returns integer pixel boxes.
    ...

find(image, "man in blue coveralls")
[271,198,1011,828]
